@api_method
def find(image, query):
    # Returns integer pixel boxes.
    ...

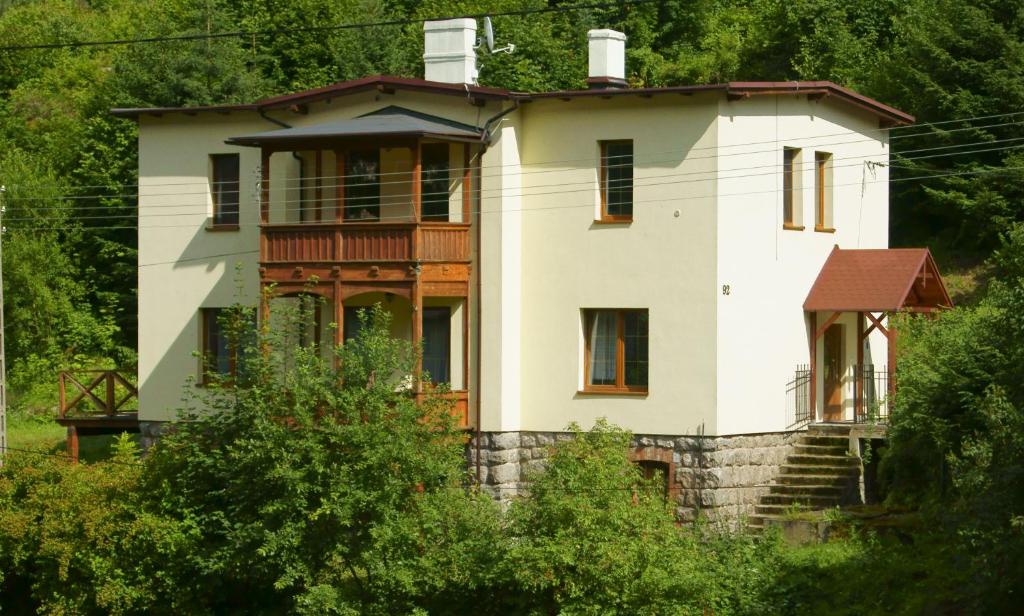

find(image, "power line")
[0,0,659,52]
[7,161,1024,237]
[7,132,1024,213]
[6,112,1024,198]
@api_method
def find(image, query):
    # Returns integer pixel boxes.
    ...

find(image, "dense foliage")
[1,0,1023,411]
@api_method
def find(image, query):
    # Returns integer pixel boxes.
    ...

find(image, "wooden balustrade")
[261,222,470,264]
[58,370,138,419]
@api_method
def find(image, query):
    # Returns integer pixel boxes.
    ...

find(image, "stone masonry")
[467,430,800,526]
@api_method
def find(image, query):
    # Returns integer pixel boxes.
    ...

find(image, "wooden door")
[823,324,844,421]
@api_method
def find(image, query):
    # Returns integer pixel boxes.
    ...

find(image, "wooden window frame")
[599,140,634,223]
[582,308,649,395]
[200,308,237,386]
[209,153,240,230]
[782,147,804,231]
[815,151,834,232]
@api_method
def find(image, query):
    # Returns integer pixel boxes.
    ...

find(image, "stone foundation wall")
[467,430,800,526]
[139,421,168,450]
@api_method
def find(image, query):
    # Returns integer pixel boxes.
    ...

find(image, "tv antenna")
[481,17,515,54]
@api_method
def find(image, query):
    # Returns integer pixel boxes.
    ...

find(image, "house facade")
[109,20,949,522]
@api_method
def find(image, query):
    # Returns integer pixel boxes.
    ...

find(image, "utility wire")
[7,162,1024,236]
[0,0,660,52]
[7,132,1024,210]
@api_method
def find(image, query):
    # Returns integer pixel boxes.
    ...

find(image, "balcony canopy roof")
[803,247,952,313]
[224,106,484,147]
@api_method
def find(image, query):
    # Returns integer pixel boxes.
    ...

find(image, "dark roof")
[110,76,510,118]
[224,106,484,146]
[803,247,952,312]
[111,76,913,125]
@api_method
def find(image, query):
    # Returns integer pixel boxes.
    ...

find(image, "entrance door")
[823,324,844,421]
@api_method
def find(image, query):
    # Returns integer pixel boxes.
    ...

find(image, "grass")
[6,412,139,464]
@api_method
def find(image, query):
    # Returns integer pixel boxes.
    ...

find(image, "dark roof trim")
[111,75,510,118]
[519,81,914,125]
[111,77,913,126]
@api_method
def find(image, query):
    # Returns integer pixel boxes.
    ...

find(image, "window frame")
[422,306,452,385]
[200,308,237,385]
[582,308,649,394]
[209,153,240,230]
[814,151,834,232]
[782,147,804,230]
[599,140,634,223]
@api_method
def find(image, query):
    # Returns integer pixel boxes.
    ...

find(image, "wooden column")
[334,281,344,348]
[67,426,79,463]
[462,143,472,223]
[412,141,422,260]
[334,150,345,222]
[315,150,323,222]
[463,292,470,396]
[855,311,864,421]
[260,148,271,224]
[809,311,817,421]
[887,315,897,397]
[412,279,423,392]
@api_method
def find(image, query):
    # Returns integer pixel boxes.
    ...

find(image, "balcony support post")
[462,144,472,223]
[315,149,323,222]
[334,150,345,223]
[412,140,422,260]
[412,278,423,392]
[260,148,271,224]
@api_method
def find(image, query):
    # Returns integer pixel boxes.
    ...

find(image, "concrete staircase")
[748,424,861,532]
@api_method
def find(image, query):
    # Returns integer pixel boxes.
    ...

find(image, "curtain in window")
[588,310,617,385]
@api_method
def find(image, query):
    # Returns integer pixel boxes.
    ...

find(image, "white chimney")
[423,19,478,85]
[587,29,627,89]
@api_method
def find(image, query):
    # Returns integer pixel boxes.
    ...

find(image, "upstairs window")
[600,140,634,221]
[782,147,802,230]
[210,153,240,227]
[421,143,450,221]
[345,150,381,221]
[584,309,648,393]
[815,152,834,232]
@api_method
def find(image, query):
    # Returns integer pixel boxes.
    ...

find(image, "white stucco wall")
[516,95,720,435]
[137,91,501,422]
[714,95,891,435]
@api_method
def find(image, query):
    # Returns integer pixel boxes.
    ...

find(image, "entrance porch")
[791,247,952,426]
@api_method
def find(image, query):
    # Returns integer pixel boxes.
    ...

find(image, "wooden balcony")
[56,369,140,462]
[260,222,471,265]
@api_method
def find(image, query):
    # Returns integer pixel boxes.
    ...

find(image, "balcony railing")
[261,222,470,264]
[853,364,890,424]
[786,364,812,428]
[58,370,138,419]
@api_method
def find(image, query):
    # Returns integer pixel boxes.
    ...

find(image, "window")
[422,307,451,384]
[600,140,634,221]
[343,306,365,342]
[345,150,381,221]
[815,152,833,232]
[421,143,450,221]
[210,154,240,227]
[782,147,802,230]
[584,309,648,392]
[636,460,670,499]
[200,307,254,384]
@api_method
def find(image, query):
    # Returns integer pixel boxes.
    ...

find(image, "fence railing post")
[105,372,115,416]
[58,371,66,419]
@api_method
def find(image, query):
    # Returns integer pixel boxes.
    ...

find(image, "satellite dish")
[484,16,495,52]
[480,16,515,55]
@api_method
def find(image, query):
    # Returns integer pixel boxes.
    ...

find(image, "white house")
[95,20,951,522]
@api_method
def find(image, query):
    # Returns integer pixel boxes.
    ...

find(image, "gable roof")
[803,247,952,312]
[110,76,913,126]
[224,106,484,146]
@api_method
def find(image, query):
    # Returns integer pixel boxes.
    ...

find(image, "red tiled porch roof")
[803,247,953,312]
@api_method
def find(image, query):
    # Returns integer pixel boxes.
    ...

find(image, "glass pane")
[204,308,231,376]
[422,307,451,384]
[783,149,796,224]
[345,150,381,220]
[212,154,240,225]
[588,310,617,386]
[343,306,365,342]
[421,143,450,221]
[623,311,648,387]
[604,142,633,217]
